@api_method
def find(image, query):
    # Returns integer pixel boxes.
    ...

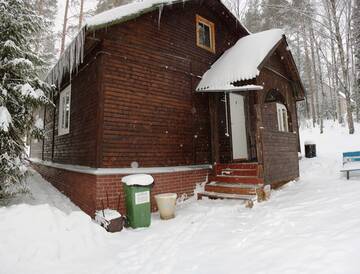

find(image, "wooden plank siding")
[98,0,246,168]
[255,48,301,184]
[41,45,104,167]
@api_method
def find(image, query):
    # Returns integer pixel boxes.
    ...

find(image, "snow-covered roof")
[86,0,250,32]
[87,0,188,30]
[196,29,285,92]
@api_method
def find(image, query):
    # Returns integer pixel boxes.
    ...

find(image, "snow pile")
[1,122,360,274]
[122,174,154,186]
[0,106,12,132]
[0,204,109,274]
[197,29,285,91]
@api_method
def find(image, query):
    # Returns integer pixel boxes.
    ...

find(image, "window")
[196,15,215,53]
[58,85,71,136]
[276,103,289,132]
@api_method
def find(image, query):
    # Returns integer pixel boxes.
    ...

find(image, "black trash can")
[305,142,316,158]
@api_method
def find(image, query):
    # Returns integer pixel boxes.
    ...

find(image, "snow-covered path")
[1,123,360,274]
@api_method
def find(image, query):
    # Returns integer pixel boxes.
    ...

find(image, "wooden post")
[255,103,264,166]
[209,94,220,164]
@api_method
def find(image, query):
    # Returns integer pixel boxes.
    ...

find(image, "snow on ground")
[1,121,360,274]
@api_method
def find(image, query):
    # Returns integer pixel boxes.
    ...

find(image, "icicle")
[45,27,86,90]
[158,4,164,29]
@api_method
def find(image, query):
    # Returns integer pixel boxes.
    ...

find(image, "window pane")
[198,22,211,48]
[282,109,288,132]
[61,97,66,129]
[65,93,70,129]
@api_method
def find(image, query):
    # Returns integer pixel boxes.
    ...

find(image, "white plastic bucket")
[155,193,177,220]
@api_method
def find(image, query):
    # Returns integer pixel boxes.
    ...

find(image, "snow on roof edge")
[196,29,285,92]
[86,0,250,33]
[197,84,263,92]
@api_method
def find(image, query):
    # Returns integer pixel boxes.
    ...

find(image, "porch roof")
[196,29,285,92]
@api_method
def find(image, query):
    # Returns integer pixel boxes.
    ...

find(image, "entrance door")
[229,93,248,160]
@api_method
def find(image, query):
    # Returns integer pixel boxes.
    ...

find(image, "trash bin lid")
[122,174,154,186]
[304,140,316,145]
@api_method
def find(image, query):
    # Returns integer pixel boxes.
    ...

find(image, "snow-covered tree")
[33,0,58,66]
[0,0,52,197]
[261,0,290,30]
[95,0,133,14]
[243,0,263,33]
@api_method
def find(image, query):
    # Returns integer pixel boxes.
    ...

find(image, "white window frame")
[58,85,71,136]
[276,103,289,132]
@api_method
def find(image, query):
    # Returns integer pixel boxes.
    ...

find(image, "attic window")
[196,15,215,53]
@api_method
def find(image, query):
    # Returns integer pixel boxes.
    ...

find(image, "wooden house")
[30,0,305,217]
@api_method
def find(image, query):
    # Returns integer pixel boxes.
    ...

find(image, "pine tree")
[0,0,52,196]
[95,0,133,14]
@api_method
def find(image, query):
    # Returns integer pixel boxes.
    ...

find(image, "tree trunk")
[60,0,70,55]
[329,0,355,134]
[79,0,85,29]
[303,28,317,127]
[308,25,320,127]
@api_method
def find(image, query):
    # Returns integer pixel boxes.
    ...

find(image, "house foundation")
[32,162,210,217]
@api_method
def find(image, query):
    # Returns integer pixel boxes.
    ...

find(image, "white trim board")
[30,159,212,175]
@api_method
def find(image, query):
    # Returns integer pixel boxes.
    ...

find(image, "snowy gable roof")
[196,29,285,92]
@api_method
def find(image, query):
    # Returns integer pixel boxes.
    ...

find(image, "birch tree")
[354,0,360,121]
[328,0,355,134]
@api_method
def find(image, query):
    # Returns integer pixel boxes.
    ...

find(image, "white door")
[229,93,248,160]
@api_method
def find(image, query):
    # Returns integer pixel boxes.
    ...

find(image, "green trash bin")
[122,174,154,229]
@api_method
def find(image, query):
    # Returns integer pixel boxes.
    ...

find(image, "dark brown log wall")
[99,1,246,168]
[257,50,300,184]
[41,48,103,167]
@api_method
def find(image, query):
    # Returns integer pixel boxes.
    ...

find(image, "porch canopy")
[196,29,285,92]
